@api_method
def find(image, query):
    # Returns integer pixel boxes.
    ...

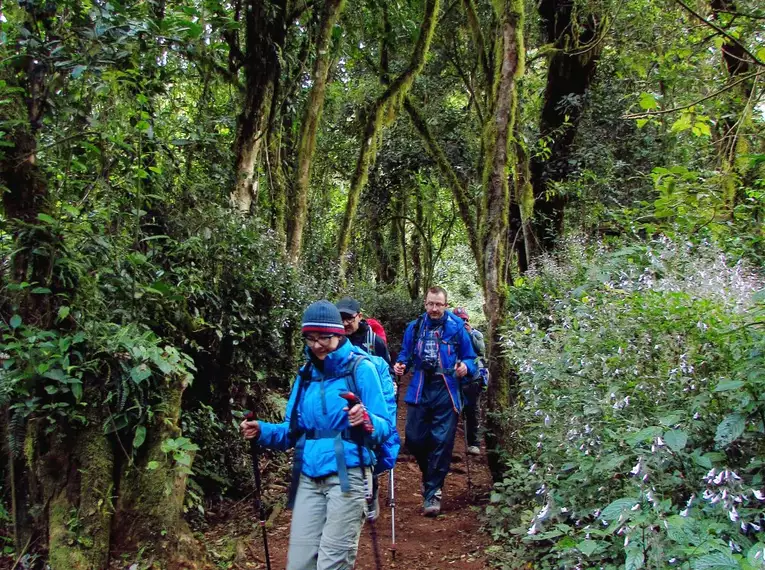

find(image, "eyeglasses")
[303,334,337,346]
[341,314,359,323]
[425,302,446,308]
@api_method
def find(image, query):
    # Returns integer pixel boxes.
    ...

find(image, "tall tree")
[530,0,606,251]
[336,0,441,274]
[480,0,525,478]
[231,0,288,213]
[288,0,347,262]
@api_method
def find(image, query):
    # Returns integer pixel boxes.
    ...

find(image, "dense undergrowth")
[486,237,765,570]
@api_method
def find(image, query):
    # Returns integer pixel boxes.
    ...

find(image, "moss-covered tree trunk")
[709,0,754,213]
[336,0,441,275]
[46,394,114,570]
[481,0,524,482]
[112,377,198,565]
[231,0,288,213]
[530,0,604,251]
[288,0,346,263]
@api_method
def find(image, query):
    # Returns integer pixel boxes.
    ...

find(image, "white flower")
[753,489,765,500]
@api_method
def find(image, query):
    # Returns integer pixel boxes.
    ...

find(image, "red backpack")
[365,317,388,345]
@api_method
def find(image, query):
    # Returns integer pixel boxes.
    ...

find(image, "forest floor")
[205,375,496,570]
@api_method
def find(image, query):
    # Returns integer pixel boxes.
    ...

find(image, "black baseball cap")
[335,297,361,315]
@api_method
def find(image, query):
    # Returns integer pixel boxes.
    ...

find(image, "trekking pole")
[389,467,397,560]
[456,360,474,502]
[340,392,384,570]
[462,410,474,501]
[245,413,272,570]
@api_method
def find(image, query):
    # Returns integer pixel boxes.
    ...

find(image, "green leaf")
[636,118,649,129]
[147,461,160,470]
[664,429,688,452]
[671,113,692,133]
[638,92,658,110]
[133,425,146,450]
[694,121,711,137]
[714,379,745,392]
[715,413,746,447]
[626,426,662,447]
[10,314,22,329]
[31,287,51,294]
[37,213,56,224]
[626,547,645,570]
[600,497,639,521]
[130,364,152,384]
[577,540,598,556]
[747,543,765,567]
[691,552,740,569]
[57,306,71,321]
[71,65,88,78]
[71,381,83,401]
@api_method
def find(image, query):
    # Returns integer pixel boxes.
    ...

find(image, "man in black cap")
[336,297,395,522]
[335,297,392,366]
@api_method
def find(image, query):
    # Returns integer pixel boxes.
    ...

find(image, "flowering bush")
[486,237,765,570]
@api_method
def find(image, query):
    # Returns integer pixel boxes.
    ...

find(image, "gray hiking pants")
[287,468,369,570]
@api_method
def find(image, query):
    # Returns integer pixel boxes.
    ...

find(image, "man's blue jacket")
[257,339,394,479]
[396,311,477,413]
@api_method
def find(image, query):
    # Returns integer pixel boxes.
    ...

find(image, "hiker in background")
[240,300,393,570]
[393,286,477,516]
[452,307,487,456]
[336,297,391,366]
[336,297,399,523]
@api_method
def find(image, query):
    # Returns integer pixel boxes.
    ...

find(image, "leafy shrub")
[486,237,765,570]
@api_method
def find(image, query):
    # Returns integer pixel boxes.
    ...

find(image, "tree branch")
[673,0,764,67]
[622,69,764,118]
[403,96,480,261]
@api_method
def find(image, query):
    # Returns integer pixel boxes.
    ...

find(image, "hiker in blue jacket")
[393,286,477,516]
[240,300,394,570]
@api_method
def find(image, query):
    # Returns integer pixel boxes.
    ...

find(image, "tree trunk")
[336,0,441,275]
[404,98,481,265]
[288,0,346,263]
[411,185,424,297]
[710,0,754,213]
[482,0,524,481]
[47,397,114,570]
[231,0,288,213]
[530,0,604,250]
[514,126,538,269]
[112,377,199,565]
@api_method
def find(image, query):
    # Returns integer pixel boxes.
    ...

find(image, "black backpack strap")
[286,362,312,509]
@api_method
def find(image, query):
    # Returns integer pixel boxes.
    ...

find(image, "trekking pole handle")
[339,392,374,434]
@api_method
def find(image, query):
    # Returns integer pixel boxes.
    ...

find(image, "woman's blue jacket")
[257,339,394,479]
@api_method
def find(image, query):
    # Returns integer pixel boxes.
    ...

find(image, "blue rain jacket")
[396,311,477,413]
[258,339,394,479]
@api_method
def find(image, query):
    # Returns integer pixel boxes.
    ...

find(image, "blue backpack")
[346,346,400,474]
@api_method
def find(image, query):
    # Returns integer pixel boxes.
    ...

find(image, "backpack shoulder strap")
[364,327,377,354]
[347,353,370,396]
[289,362,312,439]
[414,315,425,341]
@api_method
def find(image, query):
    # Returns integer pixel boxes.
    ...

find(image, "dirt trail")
[215,376,494,570]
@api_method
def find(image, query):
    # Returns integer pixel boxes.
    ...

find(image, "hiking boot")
[466,445,481,456]
[423,496,441,517]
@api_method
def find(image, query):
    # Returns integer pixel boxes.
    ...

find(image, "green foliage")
[485,237,765,569]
